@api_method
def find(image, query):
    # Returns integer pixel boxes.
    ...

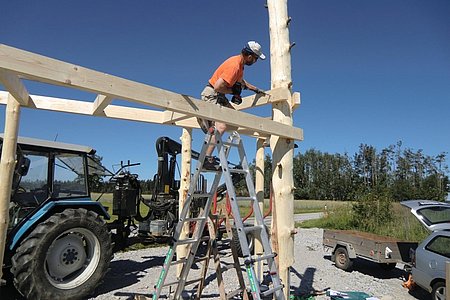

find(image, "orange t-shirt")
[209,55,244,87]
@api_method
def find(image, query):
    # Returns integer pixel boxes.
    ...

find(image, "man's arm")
[213,78,233,94]
[242,79,265,94]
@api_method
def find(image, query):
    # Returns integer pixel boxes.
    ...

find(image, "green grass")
[298,202,429,242]
[93,193,427,243]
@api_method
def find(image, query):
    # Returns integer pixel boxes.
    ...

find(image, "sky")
[1,0,449,180]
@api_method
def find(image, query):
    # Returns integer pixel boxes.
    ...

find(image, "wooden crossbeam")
[0,69,33,107]
[0,44,303,140]
[92,94,113,115]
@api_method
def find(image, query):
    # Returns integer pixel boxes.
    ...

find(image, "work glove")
[231,82,243,96]
[231,95,242,105]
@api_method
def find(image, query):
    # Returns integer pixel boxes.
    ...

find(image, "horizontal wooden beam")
[236,87,291,111]
[0,91,164,124]
[0,69,33,107]
[0,44,303,140]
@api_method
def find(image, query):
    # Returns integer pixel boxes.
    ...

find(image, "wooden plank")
[235,87,291,111]
[92,94,113,115]
[0,69,32,106]
[0,44,303,140]
[0,91,164,124]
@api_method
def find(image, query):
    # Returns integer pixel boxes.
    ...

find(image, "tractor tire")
[11,208,113,300]
[231,227,254,257]
[334,247,353,271]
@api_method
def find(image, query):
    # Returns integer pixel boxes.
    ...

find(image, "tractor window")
[15,151,50,205]
[54,153,88,197]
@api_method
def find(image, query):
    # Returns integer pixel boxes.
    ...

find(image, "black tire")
[334,247,353,271]
[11,208,113,300]
[379,262,397,271]
[431,281,445,300]
[231,227,254,257]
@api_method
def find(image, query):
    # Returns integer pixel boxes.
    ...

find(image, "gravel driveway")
[89,228,430,300]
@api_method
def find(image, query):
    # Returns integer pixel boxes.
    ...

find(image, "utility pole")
[267,0,296,297]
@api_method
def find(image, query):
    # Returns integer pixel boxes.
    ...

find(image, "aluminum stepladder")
[152,128,285,300]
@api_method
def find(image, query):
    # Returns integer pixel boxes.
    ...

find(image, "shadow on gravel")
[92,255,166,297]
[289,266,330,297]
[324,254,406,280]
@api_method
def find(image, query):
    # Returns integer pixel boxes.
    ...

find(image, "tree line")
[91,141,449,201]
[287,142,449,201]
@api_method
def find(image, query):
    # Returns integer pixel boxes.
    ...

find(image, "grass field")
[92,192,428,245]
[91,193,342,219]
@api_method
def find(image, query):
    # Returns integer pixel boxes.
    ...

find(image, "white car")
[401,200,450,300]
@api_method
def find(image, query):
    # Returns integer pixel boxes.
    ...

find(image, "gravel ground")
[89,228,430,300]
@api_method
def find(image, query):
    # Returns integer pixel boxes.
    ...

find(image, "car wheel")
[431,281,445,300]
[334,247,353,271]
[12,208,112,300]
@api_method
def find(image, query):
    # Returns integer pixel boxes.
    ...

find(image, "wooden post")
[0,93,21,281]
[177,128,192,276]
[254,138,265,278]
[267,0,296,297]
[446,261,449,300]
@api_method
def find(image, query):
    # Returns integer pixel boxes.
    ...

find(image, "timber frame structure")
[0,1,301,298]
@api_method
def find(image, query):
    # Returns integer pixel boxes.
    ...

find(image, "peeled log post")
[0,94,21,281]
[254,138,265,278]
[267,0,296,297]
[177,128,192,276]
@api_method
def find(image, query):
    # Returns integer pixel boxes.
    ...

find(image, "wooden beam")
[235,87,291,111]
[162,110,192,124]
[92,94,113,115]
[0,91,164,124]
[0,44,303,140]
[0,69,33,107]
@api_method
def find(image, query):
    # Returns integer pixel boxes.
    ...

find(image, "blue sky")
[1,0,449,180]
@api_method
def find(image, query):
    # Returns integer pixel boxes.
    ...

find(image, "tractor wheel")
[12,208,112,300]
[334,247,353,271]
[231,227,254,257]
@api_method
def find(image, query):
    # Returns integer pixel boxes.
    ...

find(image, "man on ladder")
[197,41,266,170]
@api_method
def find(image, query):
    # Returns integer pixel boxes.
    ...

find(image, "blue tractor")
[1,135,210,300]
[1,135,113,299]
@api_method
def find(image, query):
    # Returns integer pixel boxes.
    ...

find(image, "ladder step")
[243,225,264,233]
[171,255,209,266]
[173,235,209,246]
[229,169,247,174]
[235,196,256,201]
[184,217,207,222]
[191,192,211,198]
[226,288,244,299]
[222,141,239,147]
[245,253,277,265]
[162,276,203,288]
[175,238,199,245]
[261,285,284,297]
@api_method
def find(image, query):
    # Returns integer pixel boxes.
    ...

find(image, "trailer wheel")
[431,281,445,300]
[379,262,397,271]
[334,247,353,271]
[11,208,112,300]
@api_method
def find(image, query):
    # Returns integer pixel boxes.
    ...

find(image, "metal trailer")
[323,229,418,271]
